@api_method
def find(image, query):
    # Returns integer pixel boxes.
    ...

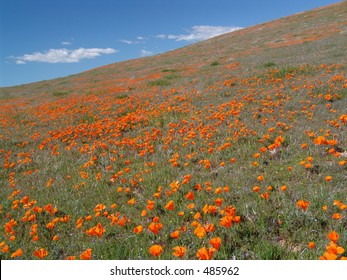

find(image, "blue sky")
[0,0,340,87]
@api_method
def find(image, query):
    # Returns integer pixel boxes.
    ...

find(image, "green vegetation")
[52,91,70,97]
[210,60,220,66]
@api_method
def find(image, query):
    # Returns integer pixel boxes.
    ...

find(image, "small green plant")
[52,91,69,97]
[161,69,179,73]
[147,79,171,87]
[115,93,128,99]
[163,74,179,80]
[210,61,220,66]
[264,62,277,68]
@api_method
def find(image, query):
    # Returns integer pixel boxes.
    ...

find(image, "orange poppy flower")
[209,237,222,250]
[133,225,143,234]
[46,222,55,230]
[325,176,333,182]
[81,214,91,221]
[30,224,38,236]
[194,184,202,191]
[220,215,233,228]
[171,230,180,239]
[11,248,23,258]
[149,245,163,257]
[32,235,39,242]
[185,191,195,200]
[308,242,315,249]
[76,217,83,229]
[85,223,106,238]
[33,248,48,259]
[153,216,160,222]
[165,200,175,210]
[257,175,264,181]
[332,213,341,220]
[172,246,186,258]
[204,223,215,233]
[320,252,338,260]
[1,245,9,253]
[117,217,127,227]
[194,225,206,238]
[305,163,312,169]
[4,219,17,234]
[327,231,339,243]
[127,198,136,205]
[314,136,327,145]
[326,242,344,255]
[80,248,92,260]
[260,192,269,200]
[214,187,223,194]
[146,200,155,210]
[182,174,191,184]
[196,247,216,260]
[94,204,106,212]
[214,198,223,207]
[297,200,310,211]
[148,222,163,234]
[194,212,201,219]
[224,205,237,216]
[333,200,347,210]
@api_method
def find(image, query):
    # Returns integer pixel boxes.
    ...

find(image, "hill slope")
[0,2,346,260]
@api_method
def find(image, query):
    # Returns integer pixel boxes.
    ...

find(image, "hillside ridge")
[1,1,346,95]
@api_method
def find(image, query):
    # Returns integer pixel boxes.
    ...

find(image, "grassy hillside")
[0,2,346,260]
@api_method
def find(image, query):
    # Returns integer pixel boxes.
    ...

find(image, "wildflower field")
[0,2,346,260]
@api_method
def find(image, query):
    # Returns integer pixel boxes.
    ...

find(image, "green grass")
[147,79,171,87]
[52,91,70,97]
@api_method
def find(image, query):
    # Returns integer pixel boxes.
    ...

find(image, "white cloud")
[15,60,26,65]
[140,50,153,57]
[156,34,167,39]
[119,37,147,45]
[158,25,243,42]
[14,48,117,64]
[119,39,134,45]
[61,41,71,45]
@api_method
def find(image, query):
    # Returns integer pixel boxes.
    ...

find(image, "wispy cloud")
[140,50,153,57]
[13,48,117,64]
[157,25,242,42]
[119,39,135,45]
[119,37,147,45]
[61,41,72,46]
